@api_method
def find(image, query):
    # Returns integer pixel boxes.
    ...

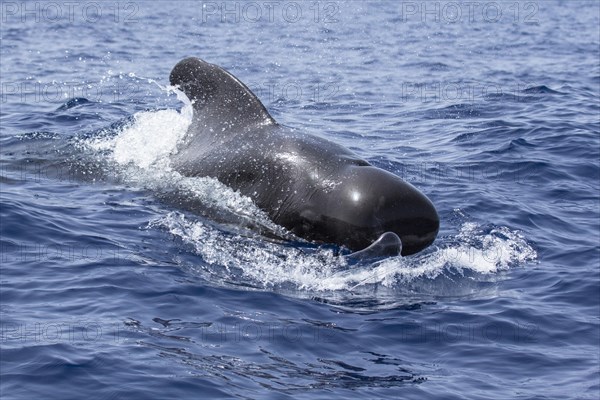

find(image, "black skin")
[170,57,439,255]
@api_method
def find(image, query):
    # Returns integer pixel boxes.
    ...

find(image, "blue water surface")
[1,1,599,399]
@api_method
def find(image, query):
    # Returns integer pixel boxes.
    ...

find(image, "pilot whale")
[169,57,439,256]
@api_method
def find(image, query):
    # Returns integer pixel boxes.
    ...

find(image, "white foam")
[152,212,537,292]
[86,87,192,170]
[112,109,188,169]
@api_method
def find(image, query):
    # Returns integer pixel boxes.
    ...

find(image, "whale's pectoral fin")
[344,232,403,263]
[170,57,276,133]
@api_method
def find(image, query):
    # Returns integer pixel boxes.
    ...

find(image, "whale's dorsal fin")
[170,57,276,132]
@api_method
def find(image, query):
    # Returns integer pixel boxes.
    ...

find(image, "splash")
[152,212,537,292]
[85,86,192,167]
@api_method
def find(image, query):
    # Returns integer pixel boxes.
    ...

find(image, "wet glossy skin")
[170,57,439,255]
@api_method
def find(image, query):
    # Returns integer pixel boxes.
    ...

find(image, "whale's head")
[294,165,439,256]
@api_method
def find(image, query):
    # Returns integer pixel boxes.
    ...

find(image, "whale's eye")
[350,159,370,166]
[339,155,370,166]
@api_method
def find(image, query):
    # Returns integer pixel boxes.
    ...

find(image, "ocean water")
[1,1,599,398]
